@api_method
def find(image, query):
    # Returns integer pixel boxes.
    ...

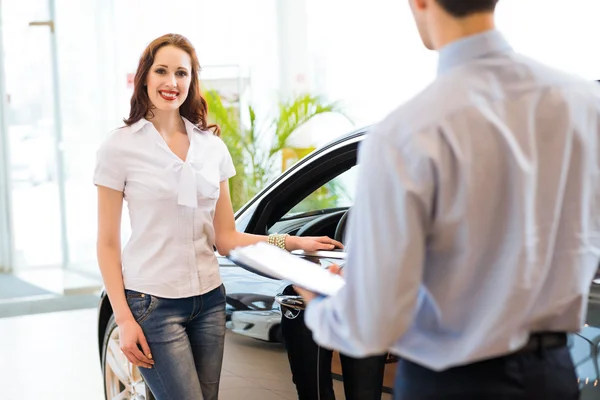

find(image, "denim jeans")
[125,284,226,400]
[280,285,387,400]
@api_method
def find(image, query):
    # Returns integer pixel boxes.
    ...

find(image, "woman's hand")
[285,236,344,252]
[118,319,155,369]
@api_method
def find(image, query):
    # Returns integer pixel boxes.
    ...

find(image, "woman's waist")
[125,227,215,250]
[122,243,218,264]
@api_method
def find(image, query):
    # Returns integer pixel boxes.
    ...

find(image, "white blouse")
[94,117,236,298]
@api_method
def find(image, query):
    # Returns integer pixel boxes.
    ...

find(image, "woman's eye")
[176,71,188,77]
[155,68,166,74]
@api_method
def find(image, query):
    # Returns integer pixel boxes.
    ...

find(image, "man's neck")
[432,13,496,50]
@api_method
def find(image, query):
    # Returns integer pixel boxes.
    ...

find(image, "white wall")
[305,0,438,145]
[111,0,281,131]
[496,0,600,80]
[302,0,600,145]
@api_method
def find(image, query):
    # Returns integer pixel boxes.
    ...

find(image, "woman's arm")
[96,185,154,368]
[96,186,133,325]
[214,180,343,256]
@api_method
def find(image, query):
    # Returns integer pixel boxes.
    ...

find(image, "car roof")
[287,125,369,171]
[319,125,369,151]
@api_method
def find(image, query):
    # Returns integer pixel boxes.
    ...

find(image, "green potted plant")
[205,90,352,211]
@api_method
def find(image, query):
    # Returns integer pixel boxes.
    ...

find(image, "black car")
[97,126,600,399]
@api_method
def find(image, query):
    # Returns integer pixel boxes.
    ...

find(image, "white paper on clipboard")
[228,242,345,296]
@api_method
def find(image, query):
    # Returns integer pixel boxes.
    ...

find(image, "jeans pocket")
[125,290,158,324]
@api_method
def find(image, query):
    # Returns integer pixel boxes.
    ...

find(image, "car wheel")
[102,314,155,400]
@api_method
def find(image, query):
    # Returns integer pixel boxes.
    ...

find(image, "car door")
[217,131,362,339]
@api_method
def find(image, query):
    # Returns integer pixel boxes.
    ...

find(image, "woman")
[281,257,387,400]
[281,284,388,400]
[94,33,342,400]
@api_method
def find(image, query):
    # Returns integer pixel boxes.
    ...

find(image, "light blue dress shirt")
[304,29,600,371]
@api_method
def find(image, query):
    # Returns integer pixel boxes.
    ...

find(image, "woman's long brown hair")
[123,33,219,136]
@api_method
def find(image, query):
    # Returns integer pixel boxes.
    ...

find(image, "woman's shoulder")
[110,121,147,138]
[101,121,148,146]
[192,127,228,150]
[99,127,124,148]
[97,124,138,158]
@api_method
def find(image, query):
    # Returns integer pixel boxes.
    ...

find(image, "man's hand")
[294,263,344,306]
[328,263,344,277]
[293,286,319,304]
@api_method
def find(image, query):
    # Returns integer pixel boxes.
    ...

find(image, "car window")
[284,165,358,217]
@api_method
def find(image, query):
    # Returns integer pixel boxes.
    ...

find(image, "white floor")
[0,309,392,400]
[0,309,104,399]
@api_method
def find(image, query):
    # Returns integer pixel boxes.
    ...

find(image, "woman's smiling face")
[146,45,192,113]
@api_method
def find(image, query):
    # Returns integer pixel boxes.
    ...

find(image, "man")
[294,0,600,399]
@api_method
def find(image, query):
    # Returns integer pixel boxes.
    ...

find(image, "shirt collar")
[437,29,513,76]
[129,116,204,135]
[181,117,204,136]
[129,118,152,133]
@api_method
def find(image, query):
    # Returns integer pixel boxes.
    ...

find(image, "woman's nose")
[164,74,177,88]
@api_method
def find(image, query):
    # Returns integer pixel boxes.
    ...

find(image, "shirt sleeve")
[304,125,435,357]
[93,136,126,191]
[218,138,237,182]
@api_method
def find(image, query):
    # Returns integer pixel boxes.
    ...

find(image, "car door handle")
[275,294,306,310]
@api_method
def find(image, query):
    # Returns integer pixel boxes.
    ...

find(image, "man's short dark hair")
[436,0,498,17]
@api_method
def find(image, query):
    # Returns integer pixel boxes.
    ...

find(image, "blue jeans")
[125,284,226,400]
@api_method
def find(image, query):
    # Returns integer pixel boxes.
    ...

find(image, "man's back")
[303,5,591,398]
[386,30,600,369]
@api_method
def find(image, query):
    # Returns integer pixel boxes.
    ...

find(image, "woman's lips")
[159,91,178,101]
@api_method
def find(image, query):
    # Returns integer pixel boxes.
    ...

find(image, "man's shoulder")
[515,54,600,96]
[374,77,470,144]
[382,57,600,144]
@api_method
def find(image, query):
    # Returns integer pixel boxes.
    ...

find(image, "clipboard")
[290,249,347,260]
[228,242,345,296]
